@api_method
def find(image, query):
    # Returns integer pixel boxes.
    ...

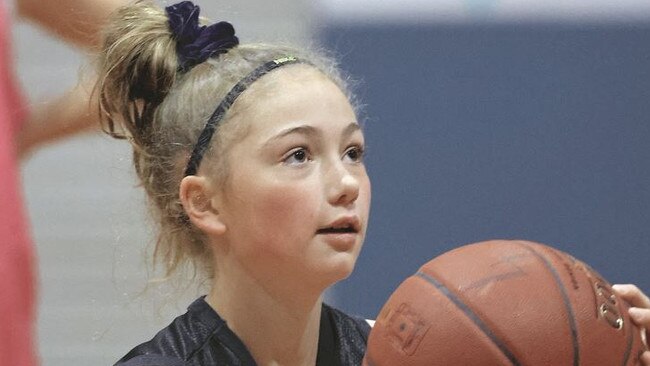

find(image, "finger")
[613,284,650,308]
[629,308,650,325]
[641,350,650,365]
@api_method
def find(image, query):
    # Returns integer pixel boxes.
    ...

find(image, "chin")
[317,252,358,287]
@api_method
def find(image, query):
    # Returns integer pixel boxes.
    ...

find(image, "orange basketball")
[363,240,647,366]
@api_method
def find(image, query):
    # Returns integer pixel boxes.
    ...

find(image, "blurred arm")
[16,79,99,158]
[14,0,128,157]
[16,0,127,49]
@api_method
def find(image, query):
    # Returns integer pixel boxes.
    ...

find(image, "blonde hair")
[97,1,355,283]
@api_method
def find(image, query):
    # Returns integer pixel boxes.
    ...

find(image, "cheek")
[363,176,372,206]
[237,180,320,244]
[261,187,316,225]
[358,174,372,217]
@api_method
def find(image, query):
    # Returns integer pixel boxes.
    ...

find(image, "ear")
[179,176,226,236]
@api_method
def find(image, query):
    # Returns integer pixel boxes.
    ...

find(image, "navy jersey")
[115,297,370,366]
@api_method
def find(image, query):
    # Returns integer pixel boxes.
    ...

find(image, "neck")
[206,261,326,366]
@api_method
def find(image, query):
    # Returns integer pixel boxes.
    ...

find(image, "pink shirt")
[0,2,37,366]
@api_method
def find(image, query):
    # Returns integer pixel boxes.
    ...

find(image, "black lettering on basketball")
[384,302,430,356]
[463,253,530,292]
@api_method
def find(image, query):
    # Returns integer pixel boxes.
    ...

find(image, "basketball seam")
[415,271,522,366]
[518,242,580,366]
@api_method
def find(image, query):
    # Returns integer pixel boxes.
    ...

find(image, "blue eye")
[284,148,310,165]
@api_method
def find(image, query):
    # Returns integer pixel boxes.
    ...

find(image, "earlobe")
[179,176,227,236]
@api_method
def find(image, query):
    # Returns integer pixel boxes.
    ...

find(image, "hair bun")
[98,1,178,143]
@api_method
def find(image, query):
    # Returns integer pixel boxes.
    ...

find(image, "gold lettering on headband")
[273,56,297,64]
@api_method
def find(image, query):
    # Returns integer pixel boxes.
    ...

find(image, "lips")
[316,216,361,234]
[316,226,356,234]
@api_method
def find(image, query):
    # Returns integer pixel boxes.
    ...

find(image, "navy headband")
[184,56,302,176]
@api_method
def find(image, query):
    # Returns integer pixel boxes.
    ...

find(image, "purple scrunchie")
[165,1,239,72]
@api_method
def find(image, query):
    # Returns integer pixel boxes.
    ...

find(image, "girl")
[98,1,650,365]
[99,1,370,365]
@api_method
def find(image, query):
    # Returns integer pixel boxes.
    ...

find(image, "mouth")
[316,217,361,235]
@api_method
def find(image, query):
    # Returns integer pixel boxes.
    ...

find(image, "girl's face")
[215,66,371,290]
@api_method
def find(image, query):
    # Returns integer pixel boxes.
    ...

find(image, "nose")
[326,161,361,207]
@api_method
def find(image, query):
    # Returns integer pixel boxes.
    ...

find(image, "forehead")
[245,64,339,100]
[233,65,357,135]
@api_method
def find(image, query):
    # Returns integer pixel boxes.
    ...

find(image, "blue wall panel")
[321,24,650,318]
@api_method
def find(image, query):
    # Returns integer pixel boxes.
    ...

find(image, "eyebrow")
[262,122,361,149]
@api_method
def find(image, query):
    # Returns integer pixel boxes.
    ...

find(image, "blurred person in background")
[0,0,125,365]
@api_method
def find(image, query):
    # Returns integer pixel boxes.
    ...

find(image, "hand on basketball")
[613,284,650,365]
